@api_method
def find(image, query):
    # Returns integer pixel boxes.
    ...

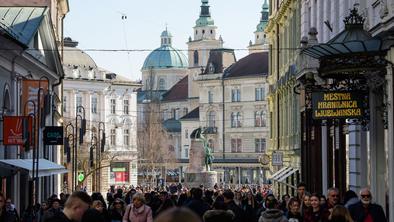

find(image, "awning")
[270,166,291,181]
[0,159,67,178]
[278,168,299,182]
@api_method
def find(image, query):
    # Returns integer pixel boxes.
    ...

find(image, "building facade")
[0,3,67,212]
[63,38,140,194]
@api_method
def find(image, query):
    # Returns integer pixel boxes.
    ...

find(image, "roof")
[224,52,268,78]
[142,45,188,70]
[163,119,181,132]
[162,75,188,101]
[0,7,46,46]
[203,48,236,75]
[137,90,167,103]
[63,46,97,68]
[180,107,199,120]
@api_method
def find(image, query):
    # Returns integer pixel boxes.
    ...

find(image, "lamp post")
[64,122,75,191]
[90,135,98,191]
[75,105,86,190]
[97,122,105,192]
[23,100,36,207]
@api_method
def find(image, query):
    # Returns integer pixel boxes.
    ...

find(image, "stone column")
[369,89,386,209]
[321,121,328,195]
[348,124,367,193]
[386,59,394,222]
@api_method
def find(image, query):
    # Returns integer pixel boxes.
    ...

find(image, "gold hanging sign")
[312,91,367,119]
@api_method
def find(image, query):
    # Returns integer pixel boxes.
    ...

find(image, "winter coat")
[258,209,288,222]
[122,204,152,222]
[203,209,234,222]
[348,201,386,222]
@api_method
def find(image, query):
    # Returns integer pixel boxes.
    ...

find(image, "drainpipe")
[222,76,225,160]
[276,23,280,151]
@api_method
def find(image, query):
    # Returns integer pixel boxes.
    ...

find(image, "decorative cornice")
[265,0,295,33]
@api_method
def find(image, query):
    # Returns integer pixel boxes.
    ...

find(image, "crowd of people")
[0,182,387,222]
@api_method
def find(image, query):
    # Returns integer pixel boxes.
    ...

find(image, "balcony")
[203,126,218,134]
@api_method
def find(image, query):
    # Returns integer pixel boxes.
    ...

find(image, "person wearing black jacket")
[348,188,386,222]
[185,188,211,218]
[46,191,92,222]
[223,190,245,222]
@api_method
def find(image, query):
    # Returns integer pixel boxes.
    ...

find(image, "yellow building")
[265,0,301,195]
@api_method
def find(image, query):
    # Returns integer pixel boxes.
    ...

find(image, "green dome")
[142,45,188,70]
[256,0,269,32]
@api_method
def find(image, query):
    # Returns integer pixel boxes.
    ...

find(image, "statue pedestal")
[185,171,218,188]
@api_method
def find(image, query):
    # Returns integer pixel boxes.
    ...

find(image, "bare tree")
[137,68,177,186]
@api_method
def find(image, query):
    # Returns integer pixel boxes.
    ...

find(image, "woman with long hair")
[329,205,353,222]
[286,198,303,222]
[109,198,125,222]
[304,193,329,222]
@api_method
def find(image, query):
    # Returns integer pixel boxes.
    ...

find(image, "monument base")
[184,171,218,188]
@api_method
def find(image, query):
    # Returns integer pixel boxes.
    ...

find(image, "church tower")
[187,0,224,98]
[248,0,269,53]
[187,0,223,69]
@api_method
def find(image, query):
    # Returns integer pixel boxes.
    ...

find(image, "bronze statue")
[200,132,214,171]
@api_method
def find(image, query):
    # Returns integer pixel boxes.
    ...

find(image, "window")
[255,87,265,101]
[231,138,242,153]
[208,111,216,127]
[231,89,241,102]
[185,129,189,139]
[76,95,82,111]
[208,91,213,103]
[193,50,199,66]
[255,111,266,127]
[110,129,116,146]
[123,129,129,146]
[202,29,205,34]
[63,96,67,112]
[231,112,242,128]
[255,138,266,153]
[110,99,116,114]
[91,97,97,114]
[123,100,129,114]
[184,146,189,158]
[208,139,214,152]
[183,107,188,116]
[159,78,165,90]
[210,30,213,34]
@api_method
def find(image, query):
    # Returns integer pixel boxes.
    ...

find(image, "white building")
[63,38,140,194]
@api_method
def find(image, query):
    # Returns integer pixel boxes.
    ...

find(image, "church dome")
[63,37,97,68]
[142,29,188,70]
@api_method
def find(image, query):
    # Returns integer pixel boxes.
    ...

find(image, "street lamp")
[90,135,98,191]
[23,100,36,207]
[64,122,75,191]
[97,122,105,192]
[75,105,86,191]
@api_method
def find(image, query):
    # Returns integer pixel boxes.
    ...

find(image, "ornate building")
[63,38,140,194]
[265,0,302,195]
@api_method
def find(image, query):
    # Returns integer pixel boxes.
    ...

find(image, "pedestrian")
[326,188,340,213]
[223,190,245,222]
[328,205,353,222]
[0,193,18,222]
[5,198,19,222]
[81,208,106,222]
[123,193,153,222]
[303,193,329,222]
[155,191,175,216]
[37,201,49,222]
[296,183,307,201]
[185,188,211,219]
[109,198,125,222]
[348,187,386,222]
[242,191,257,222]
[258,194,288,222]
[42,198,62,222]
[286,198,302,222]
[343,190,358,209]
[154,207,201,222]
[45,191,92,222]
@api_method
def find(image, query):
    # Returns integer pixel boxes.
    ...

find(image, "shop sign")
[312,91,367,119]
[3,116,33,145]
[44,126,63,145]
[272,152,283,166]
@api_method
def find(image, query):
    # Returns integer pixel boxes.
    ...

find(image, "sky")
[64,0,264,81]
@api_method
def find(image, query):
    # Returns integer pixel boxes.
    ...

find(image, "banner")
[3,116,33,145]
[312,91,367,119]
[22,80,49,115]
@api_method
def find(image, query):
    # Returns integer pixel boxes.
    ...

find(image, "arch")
[193,50,199,66]
[122,117,132,126]
[2,83,11,113]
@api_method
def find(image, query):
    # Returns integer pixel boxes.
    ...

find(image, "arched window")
[208,139,214,152]
[159,78,166,90]
[193,50,199,66]
[208,111,216,127]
